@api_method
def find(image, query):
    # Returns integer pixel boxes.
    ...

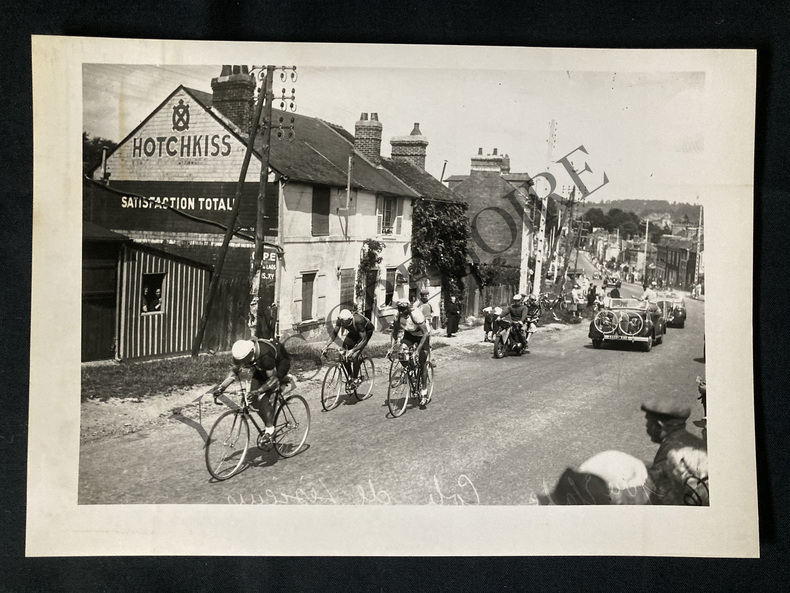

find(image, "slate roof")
[379,158,462,203]
[185,88,419,198]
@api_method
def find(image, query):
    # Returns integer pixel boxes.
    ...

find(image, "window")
[385,267,396,306]
[141,273,165,313]
[312,186,330,236]
[339,268,355,311]
[376,196,403,235]
[301,272,316,320]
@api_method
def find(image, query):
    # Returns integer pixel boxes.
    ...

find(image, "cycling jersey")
[334,312,374,342]
[501,304,528,322]
[398,307,426,335]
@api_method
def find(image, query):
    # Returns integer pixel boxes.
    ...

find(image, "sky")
[83,63,714,205]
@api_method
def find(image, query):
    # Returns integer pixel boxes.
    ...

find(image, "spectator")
[445,295,461,337]
[570,284,585,318]
[482,306,494,342]
[640,396,707,505]
[414,288,434,329]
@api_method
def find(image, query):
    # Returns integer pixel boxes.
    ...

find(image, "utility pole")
[532,119,556,298]
[643,219,649,282]
[250,66,297,339]
[559,185,578,288]
[191,69,268,357]
[693,204,703,287]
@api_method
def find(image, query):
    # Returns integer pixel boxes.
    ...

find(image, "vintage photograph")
[30,38,756,556]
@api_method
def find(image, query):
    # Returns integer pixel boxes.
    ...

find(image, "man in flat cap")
[641,396,707,505]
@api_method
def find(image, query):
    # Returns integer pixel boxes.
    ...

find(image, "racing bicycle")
[386,344,433,417]
[320,347,375,411]
[203,376,311,481]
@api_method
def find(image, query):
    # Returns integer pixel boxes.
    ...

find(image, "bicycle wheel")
[618,311,644,336]
[274,395,311,458]
[320,364,344,411]
[205,410,250,480]
[355,358,375,401]
[422,364,434,404]
[593,310,618,334]
[387,360,410,417]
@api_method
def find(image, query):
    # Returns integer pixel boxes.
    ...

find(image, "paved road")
[79,292,706,505]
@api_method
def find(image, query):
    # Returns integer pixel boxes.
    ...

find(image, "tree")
[409,198,470,296]
[82,132,117,176]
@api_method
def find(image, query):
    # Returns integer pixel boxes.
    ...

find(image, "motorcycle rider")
[524,294,542,350]
[499,294,529,351]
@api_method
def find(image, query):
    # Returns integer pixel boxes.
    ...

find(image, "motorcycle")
[493,319,528,358]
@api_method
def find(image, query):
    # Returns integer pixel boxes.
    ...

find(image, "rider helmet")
[512,294,524,303]
[493,306,502,316]
[338,308,353,323]
[231,339,256,364]
[527,294,538,303]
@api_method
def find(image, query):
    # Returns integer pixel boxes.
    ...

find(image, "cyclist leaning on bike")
[523,293,542,349]
[214,337,291,439]
[389,298,432,406]
[322,308,374,386]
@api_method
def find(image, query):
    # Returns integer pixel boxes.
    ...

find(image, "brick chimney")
[470,147,504,173]
[211,65,256,133]
[355,112,383,164]
[390,122,429,170]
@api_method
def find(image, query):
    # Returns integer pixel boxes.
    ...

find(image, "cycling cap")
[651,281,657,286]
[396,299,411,308]
[513,294,523,301]
[338,309,353,321]
[231,339,256,363]
[493,306,502,315]
[528,294,537,302]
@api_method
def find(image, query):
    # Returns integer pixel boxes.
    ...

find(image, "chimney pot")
[410,123,422,135]
[493,148,498,156]
[360,112,368,120]
[371,113,379,121]
[478,147,483,155]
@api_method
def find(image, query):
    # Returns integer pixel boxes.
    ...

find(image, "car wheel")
[678,321,685,328]
[642,336,653,352]
[592,339,602,349]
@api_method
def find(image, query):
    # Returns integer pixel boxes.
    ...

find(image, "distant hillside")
[594,200,702,223]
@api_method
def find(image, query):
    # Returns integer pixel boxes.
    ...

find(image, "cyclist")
[322,308,374,386]
[213,337,291,440]
[524,294,542,350]
[498,294,529,351]
[389,298,432,406]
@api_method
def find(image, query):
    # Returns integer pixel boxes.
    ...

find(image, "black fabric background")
[2,1,785,589]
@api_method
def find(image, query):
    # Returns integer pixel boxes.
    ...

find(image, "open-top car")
[588,297,667,352]
[655,291,687,328]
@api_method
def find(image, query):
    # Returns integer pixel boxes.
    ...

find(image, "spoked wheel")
[205,410,250,480]
[593,310,618,334]
[618,312,644,336]
[493,335,506,358]
[421,365,434,404]
[273,395,311,458]
[320,364,344,411]
[355,358,375,401]
[387,360,410,418]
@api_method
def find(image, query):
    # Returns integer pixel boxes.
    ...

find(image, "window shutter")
[292,275,302,323]
[395,197,404,235]
[316,273,327,319]
[376,196,383,235]
[312,186,330,236]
